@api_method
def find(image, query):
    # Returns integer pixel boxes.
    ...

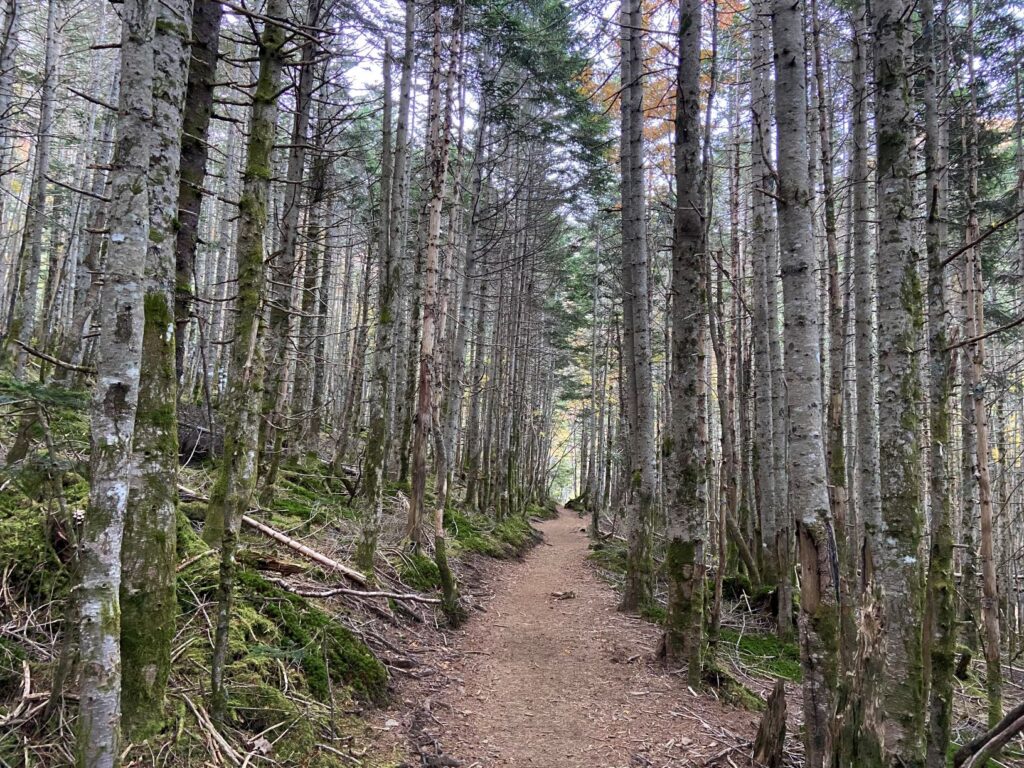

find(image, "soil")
[381,509,763,767]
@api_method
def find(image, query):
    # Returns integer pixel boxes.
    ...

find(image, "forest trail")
[389,509,758,767]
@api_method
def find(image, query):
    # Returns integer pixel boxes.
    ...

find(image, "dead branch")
[263,576,440,604]
[240,515,367,585]
[954,699,1024,768]
[176,484,368,585]
[12,339,95,374]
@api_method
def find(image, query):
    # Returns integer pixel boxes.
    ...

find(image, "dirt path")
[386,509,759,767]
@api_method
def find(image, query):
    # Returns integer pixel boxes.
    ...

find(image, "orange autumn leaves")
[577,0,746,192]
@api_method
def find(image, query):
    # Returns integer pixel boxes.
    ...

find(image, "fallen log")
[954,699,1024,768]
[241,514,367,585]
[176,484,368,585]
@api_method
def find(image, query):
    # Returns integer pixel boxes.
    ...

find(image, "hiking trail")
[383,509,761,767]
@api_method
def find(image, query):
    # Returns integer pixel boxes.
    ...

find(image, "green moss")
[587,539,627,575]
[525,498,559,520]
[225,671,350,767]
[702,662,765,711]
[640,601,666,625]
[398,550,441,591]
[719,626,802,681]
[444,508,537,559]
[235,571,388,703]
[0,474,73,598]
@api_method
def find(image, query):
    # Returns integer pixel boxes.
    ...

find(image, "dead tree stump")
[753,679,787,768]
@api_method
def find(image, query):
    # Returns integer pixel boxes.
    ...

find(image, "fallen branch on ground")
[176,484,367,585]
[240,514,367,585]
[181,693,242,766]
[264,576,440,604]
[954,699,1024,768]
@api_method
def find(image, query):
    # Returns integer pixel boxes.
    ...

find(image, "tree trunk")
[173,0,224,382]
[963,5,1002,725]
[619,0,655,614]
[922,2,956,763]
[364,0,415,563]
[76,0,155,763]
[664,0,707,683]
[205,0,289,721]
[872,0,927,760]
[260,0,322,499]
[409,0,462,625]
[770,0,839,764]
[6,0,59,376]
[119,0,191,740]
[749,0,777,586]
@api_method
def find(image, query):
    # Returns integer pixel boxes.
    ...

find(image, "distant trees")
[595,0,1024,763]
[3,0,1024,764]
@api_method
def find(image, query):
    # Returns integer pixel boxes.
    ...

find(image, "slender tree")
[77,0,155,762]
[205,0,290,720]
[770,0,839,763]
[664,0,707,684]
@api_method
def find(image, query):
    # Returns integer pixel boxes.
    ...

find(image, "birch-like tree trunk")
[7,0,59,376]
[77,0,155,763]
[0,0,17,314]
[872,0,927,760]
[119,0,191,739]
[770,0,839,763]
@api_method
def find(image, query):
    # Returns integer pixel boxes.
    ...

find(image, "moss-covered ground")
[0,378,552,766]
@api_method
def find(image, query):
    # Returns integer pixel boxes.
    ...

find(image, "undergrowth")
[0,379,550,766]
[445,507,539,558]
[719,626,802,682]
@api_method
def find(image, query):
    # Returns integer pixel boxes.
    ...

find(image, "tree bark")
[364,0,415,564]
[409,0,463,625]
[770,0,839,764]
[76,0,155,763]
[205,0,289,721]
[922,2,956,763]
[664,0,707,683]
[6,0,59,377]
[120,0,191,740]
[872,0,927,761]
[173,0,224,382]
[619,0,656,614]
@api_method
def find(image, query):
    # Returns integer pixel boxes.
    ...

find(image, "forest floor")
[379,509,765,767]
